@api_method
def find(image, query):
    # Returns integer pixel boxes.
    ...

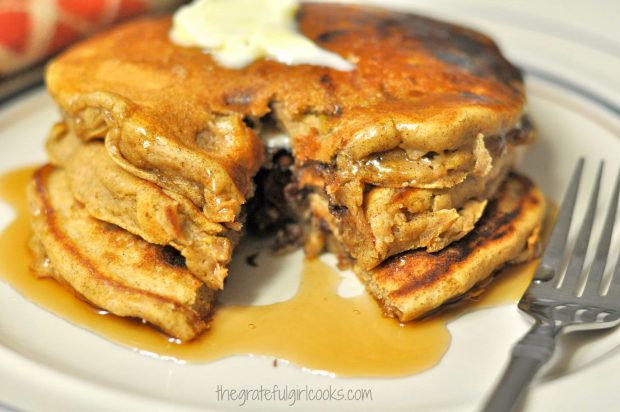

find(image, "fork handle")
[482,323,556,412]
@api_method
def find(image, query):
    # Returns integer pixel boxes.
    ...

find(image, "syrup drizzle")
[0,167,545,377]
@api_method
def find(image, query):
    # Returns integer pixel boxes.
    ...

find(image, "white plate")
[1,1,619,411]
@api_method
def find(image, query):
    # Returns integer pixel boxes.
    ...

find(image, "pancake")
[47,3,524,166]
[27,165,215,340]
[45,2,531,269]
[46,123,235,290]
[27,2,546,339]
[354,173,545,321]
[301,132,521,269]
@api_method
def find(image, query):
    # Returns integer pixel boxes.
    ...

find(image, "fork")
[482,159,620,412]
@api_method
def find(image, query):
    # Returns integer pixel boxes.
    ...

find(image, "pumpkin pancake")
[45,3,532,270]
[28,3,544,337]
[27,165,215,341]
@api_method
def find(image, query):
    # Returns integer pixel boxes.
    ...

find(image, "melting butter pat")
[170,0,354,70]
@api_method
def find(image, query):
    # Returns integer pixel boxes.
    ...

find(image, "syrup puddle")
[0,166,543,377]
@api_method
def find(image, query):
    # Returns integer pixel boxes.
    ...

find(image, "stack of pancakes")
[27,3,545,340]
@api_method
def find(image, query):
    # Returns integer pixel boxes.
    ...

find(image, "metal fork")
[482,159,620,412]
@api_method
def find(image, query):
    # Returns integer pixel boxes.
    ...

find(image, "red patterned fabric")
[0,0,184,76]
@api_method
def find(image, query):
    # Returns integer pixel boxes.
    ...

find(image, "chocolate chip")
[161,246,186,268]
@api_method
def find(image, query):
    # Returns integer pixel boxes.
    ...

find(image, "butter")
[170,0,354,70]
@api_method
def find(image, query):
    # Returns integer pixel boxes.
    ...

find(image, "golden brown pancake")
[354,173,545,321]
[45,2,531,270]
[301,133,522,269]
[47,4,524,165]
[27,165,215,340]
[46,123,235,290]
[29,3,545,338]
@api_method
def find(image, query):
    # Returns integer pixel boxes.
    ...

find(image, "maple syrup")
[0,166,546,377]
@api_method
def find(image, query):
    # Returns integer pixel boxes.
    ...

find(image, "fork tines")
[533,159,620,298]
